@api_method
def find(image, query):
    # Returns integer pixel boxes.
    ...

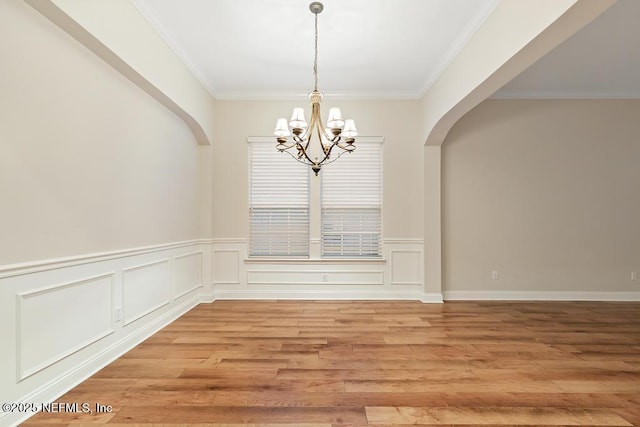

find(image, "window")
[248,141,309,257]
[321,141,382,257]
[248,137,382,258]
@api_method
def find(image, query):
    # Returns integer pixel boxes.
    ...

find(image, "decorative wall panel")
[174,251,203,299]
[391,250,422,285]
[17,273,114,380]
[122,260,171,325]
[247,269,384,286]
[213,250,240,284]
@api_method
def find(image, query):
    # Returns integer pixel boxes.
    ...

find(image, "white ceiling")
[133,0,640,100]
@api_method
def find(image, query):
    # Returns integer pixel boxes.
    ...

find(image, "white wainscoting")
[211,238,436,301]
[0,240,212,427]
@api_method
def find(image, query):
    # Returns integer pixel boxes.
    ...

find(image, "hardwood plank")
[205,350,319,363]
[88,424,330,427]
[555,380,640,392]
[180,368,279,379]
[286,358,487,370]
[276,368,477,381]
[22,412,115,424]
[365,406,632,425]
[212,391,453,407]
[473,367,640,382]
[109,406,366,424]
[345,379,563,393]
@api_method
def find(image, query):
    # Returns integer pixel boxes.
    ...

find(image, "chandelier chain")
[314,12,318,91]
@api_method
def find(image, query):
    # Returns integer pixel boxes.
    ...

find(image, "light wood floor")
[24,300,640,426]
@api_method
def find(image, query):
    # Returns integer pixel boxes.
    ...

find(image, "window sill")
[245,257,386,264]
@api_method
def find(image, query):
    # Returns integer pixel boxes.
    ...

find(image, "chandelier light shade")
[274,1,357,176]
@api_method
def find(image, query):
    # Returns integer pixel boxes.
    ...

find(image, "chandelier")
[274,1,358,176]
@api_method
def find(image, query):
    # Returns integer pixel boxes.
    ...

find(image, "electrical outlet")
[114,308,122,322]
[632,272,638,281]
[491,270,498,280]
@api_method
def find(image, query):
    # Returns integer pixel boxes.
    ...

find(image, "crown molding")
[131,0,219,98]
[214,90,422,101]
[418,0,501,97]
[491,90,640,100]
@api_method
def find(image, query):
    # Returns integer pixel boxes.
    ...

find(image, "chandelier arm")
[322,127,337,141]
[282,148,313,166]
[335,141,354,150]
[303,108,316,150]
[306,112,317,153]
[302,124,312,148]
[278,139,297,150]
[317,145,350,166]
[315,140,339,165]
[316,123,327,154]
[307,104,321,153]
[295,141,316,165]
[292,134,312,157]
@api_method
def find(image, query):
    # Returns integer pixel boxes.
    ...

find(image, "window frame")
[247,136,383,260]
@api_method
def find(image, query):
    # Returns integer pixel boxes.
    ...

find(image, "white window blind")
[249,142,309,257]
[321,141,382,257]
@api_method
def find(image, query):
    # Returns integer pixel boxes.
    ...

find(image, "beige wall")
[25,0,217,146]
[443,99,640,292]
[211,99,425,241]
[0,0,209,265]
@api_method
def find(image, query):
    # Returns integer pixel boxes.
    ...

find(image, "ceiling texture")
[132,0,640,100]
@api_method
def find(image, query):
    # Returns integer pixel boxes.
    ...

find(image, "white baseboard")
[5,296,200,427]
[213,289,428,301]
[443,290,640,301]
[200,293,216,303]
[420,292,444,303]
